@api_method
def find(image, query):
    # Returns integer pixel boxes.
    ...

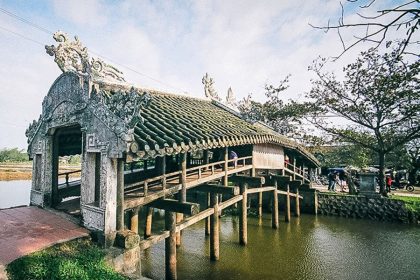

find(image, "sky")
[0,0,413,149]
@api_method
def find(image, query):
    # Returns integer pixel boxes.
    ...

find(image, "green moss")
[390,195,420,215]
[6,238,127,280]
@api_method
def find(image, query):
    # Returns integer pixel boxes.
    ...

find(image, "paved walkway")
[0,206,89,265]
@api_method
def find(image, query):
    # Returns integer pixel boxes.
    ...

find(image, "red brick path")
[0,206,89,264]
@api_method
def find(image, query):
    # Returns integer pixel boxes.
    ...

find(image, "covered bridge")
[27,32,319,262]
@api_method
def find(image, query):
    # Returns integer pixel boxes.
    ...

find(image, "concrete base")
[105,246,141,276]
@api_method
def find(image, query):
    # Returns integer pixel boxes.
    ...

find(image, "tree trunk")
[378,152,386,195]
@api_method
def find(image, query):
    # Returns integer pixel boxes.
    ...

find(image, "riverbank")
[318,192,420,224]
[5,238,129,280]
[0,163,80,181]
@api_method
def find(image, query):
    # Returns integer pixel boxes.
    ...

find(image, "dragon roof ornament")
[45,31,126,84]
[202,73,220,101]
[225,87,237,108]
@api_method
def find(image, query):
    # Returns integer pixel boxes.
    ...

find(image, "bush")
[6,238,127,280]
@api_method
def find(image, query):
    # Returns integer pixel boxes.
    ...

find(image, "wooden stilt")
[210,193,219,261]
[116,159,125,231]
[258,191,263,218]
[272,189,279,229]
[239,183,248,245]
[130,206,140,233]
[224,147,228,186]
[205,192,210,236]
[165,210,177,280]
[285,185,291,222]
[144,207,153,238]
[295,188,300,217]
[177,153,187,246]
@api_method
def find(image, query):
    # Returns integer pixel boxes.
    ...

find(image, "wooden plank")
[219,195,243,210]
[195,184,239,195]
[230,175,265,187]
[149,199,199,215]
[177,208,214,231]
[246,186,276,194]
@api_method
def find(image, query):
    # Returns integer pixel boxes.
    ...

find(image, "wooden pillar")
[144,160,148,171]
[210,193,219,261]
[272,182,279,229]
[144,207,153,238]
[130,206,140,234]
[258,188,263,218]
[285,184,291,222]
[177,152,187,246]
[224,147,228,186]
[165,210,177,280]
[116,159,125,231]
[295,188,300,217]
[205,192,210,236]
[239,183,248,245]
[292,158,296,180]
[162,156,167,191]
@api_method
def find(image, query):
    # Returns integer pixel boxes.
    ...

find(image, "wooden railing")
[284,162,310,183]
[58,169,81,187]
[124,156,252,196]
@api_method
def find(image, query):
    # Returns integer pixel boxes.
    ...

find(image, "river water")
[142,213,420,280]
[0,181,419,280]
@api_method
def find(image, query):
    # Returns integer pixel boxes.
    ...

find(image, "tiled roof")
[103,85,319,166]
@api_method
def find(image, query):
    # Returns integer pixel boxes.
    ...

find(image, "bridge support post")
[272,188,279,229]
[224,147,228,186]
[295,188,300,217]
[292,158,296,180]
[239,183,248,245]
[116,159,125,231]
[205,193,210,236]
[177,152,187,246]
[130,207,140,234]
[144,207,153,238]
[258,189,263,219]
[285,185,291,223]
[210,193,219,261]
[165,210,177,280]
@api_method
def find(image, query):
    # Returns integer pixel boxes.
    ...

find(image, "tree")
[311,0,420,59]
[0,147,28,162]
[238,75,318,143]
[307,48,420,195]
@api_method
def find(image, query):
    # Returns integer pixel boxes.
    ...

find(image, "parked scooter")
[390,181,415,192]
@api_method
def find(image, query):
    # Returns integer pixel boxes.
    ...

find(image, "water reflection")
[142,214,420,280]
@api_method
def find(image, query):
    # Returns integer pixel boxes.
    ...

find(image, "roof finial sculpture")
[46,31,126,83]
[225,87,237,107]
[202,73,220,101]
[45,31,90,77]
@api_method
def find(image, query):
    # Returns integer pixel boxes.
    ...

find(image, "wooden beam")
[246,186,276,194]
[289,180,302,190]
[219,195,243,210]
[116,159,125,231]
[150,199,200,216]
[269,175,292,186]
[196,184,239,195]
[165,211,177,280]
[230,175,265,187]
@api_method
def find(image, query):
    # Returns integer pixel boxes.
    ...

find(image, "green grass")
[6,238,127,280]
[390,195,420,215]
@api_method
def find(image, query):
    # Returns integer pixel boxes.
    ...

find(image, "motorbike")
[390,181,415,192]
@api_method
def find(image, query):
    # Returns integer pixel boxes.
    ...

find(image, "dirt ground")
[0,163,80,181]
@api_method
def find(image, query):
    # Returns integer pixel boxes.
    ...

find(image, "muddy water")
[142,213,420,280]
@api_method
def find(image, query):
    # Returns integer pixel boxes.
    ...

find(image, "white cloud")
[51,0,108,27]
